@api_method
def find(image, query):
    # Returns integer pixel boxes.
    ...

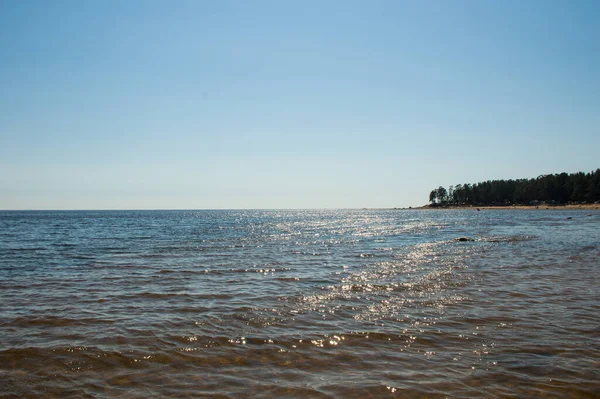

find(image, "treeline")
[429,169,600,206]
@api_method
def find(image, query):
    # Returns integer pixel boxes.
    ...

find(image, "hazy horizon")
[2,0,599,210]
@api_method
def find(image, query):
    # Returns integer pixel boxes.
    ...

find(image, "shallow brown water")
[1,210,599,398]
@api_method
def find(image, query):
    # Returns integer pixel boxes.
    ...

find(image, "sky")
[1,0,599,210]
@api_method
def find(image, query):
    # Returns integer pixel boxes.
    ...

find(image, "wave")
[1,316,115,328]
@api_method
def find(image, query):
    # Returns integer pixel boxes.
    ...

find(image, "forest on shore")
[428,169,600,207]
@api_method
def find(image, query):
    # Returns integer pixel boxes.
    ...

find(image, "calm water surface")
[1,210,599,398]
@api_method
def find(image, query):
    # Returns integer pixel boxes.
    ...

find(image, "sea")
[1,209,598,398]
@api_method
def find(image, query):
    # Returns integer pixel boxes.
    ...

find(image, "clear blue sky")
[1,0,598,209]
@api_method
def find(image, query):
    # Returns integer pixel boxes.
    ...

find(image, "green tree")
[436,186,448,204]
[429,189,437,204]
[427,169,599,206]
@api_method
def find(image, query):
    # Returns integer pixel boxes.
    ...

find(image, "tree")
[429,190,437,204]
[426,169,600,206]
[429,186,448,204]
[436,186,447,204]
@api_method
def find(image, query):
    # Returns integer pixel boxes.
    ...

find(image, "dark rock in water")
[456,237,475,242]
[566,217,573,220]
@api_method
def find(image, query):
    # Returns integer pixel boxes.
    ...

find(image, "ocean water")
[0,209,598,398]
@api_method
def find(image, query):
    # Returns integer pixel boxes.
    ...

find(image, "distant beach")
[417,204,599,211]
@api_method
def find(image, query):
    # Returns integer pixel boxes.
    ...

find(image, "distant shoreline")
[413,204,599,211]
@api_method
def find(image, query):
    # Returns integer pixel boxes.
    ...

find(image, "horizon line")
[0,207,419,212]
